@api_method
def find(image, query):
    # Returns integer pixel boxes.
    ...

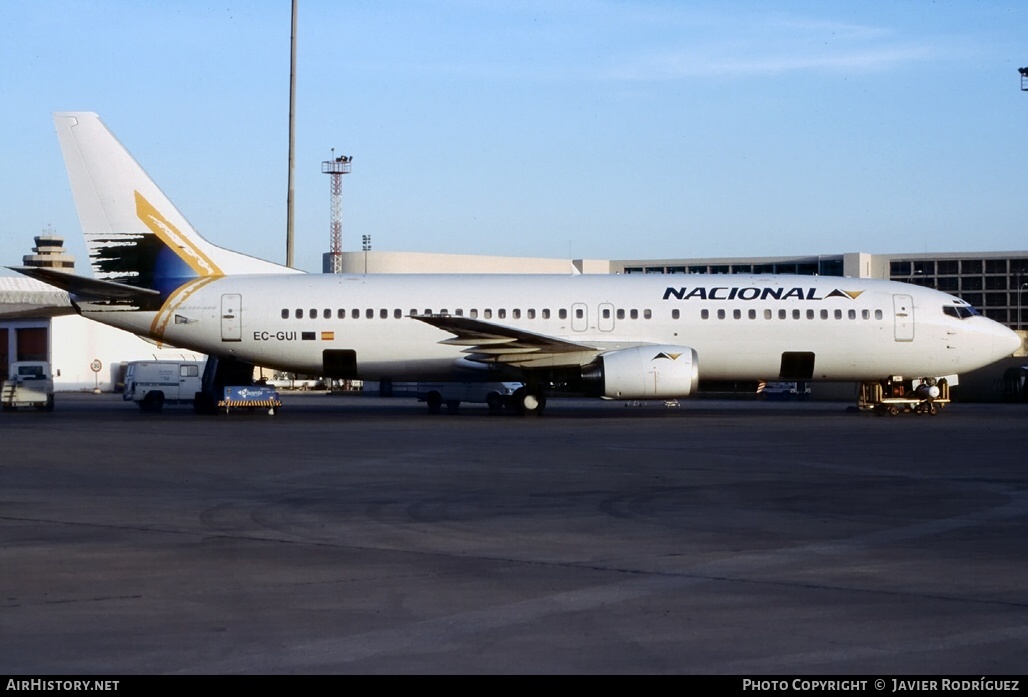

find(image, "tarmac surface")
[2,392,1027,674]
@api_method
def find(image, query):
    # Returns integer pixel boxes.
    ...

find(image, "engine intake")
[582,345,699,399]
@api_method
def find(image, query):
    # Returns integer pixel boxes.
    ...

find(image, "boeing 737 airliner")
[12,113,1021,413]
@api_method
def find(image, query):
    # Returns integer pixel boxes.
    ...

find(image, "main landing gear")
[857,377,950,416]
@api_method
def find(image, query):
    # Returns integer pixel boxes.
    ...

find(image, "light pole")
[362,235,372,274]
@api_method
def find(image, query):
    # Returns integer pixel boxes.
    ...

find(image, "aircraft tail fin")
[53,112,299,298]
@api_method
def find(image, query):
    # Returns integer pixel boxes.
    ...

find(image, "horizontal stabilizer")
[8,266,161,302]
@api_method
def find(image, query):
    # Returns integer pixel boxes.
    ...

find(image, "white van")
[123,361,203,412]
[417,382,522,413]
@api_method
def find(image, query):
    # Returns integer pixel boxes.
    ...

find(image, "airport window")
[963,293,983,307]
[672,309,680,320]
[617,309,625,320]
[891,261,912,277]
[513,309,521,319]
[630,309,638,320]
[986,259,1008,274]
[498,309,507,319]
[644,309,652,319]
[559,309,567,320]
[961,259,983,274]
[937,277,959,292]
[937,260,959,275]
[281,309,289,319]
[485,309,492,319]
[962,277,983,291]
[733,309,741,320]
[986,276,1008,290]
[528,309,536,319]
[717,309,726,320]
[778,309,787,320]
[701,309,709,320]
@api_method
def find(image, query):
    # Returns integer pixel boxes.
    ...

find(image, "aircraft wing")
[413,314,602,368]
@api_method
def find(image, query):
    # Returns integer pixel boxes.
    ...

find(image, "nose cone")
[998,325,1023,359]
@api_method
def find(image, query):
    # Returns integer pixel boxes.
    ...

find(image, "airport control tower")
[322,151,352,274]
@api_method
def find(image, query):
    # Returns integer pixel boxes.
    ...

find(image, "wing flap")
[414,314,600,367]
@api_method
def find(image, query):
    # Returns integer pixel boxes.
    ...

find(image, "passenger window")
[643,309,652,319]
[616,309,625,320]
[409,309,418,316]
[424,309,432,316]
[602,308,610,319]
[528,309,535,319]
[792,309,800,320]
[717,309,726,320]
[380,309,388,319]
[733,309,741,320]
[295,309,303,319]
[338,309,346,319]
[779,309,787,320]
[672,309,680,320]
[875,309,883,320]
[862,309,870,320]
[394,309,402,319]
[806,310,814,320]
[310,308,317,318]
[485,309,492,319]
[701,309,710,320]
[630,309,638,320]
[748,309,756,320]
[559,309,567,320]
[455,309,463,316]
[470,309,478,318]
[764,309,772,320]
[834,310,842,320]
[366,308,374,319]
[513,309,521,319]
[820,310,828,320]
[281,309,289,319]
[498,309,507,319]
[542,309,550,319]
[848,310,856,320]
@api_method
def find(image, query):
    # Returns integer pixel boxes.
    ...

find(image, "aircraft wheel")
[486,392,504,413]
[446,400,461,414]
[516,388,546,416]
[426,391,442,413]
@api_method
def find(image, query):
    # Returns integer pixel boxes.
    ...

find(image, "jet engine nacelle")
[582,345,699,399]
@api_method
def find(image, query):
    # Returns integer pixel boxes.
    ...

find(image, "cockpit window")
[943,305,980,319]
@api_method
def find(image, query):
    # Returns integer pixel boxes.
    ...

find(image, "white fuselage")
[79,273,1020,386]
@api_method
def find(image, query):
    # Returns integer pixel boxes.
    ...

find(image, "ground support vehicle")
[1,361,55,411]
[858,377,951,416]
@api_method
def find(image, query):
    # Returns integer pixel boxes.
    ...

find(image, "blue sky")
[2,1,1027,274]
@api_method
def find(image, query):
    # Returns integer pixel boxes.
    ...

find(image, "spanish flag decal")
[321,331,335,341]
